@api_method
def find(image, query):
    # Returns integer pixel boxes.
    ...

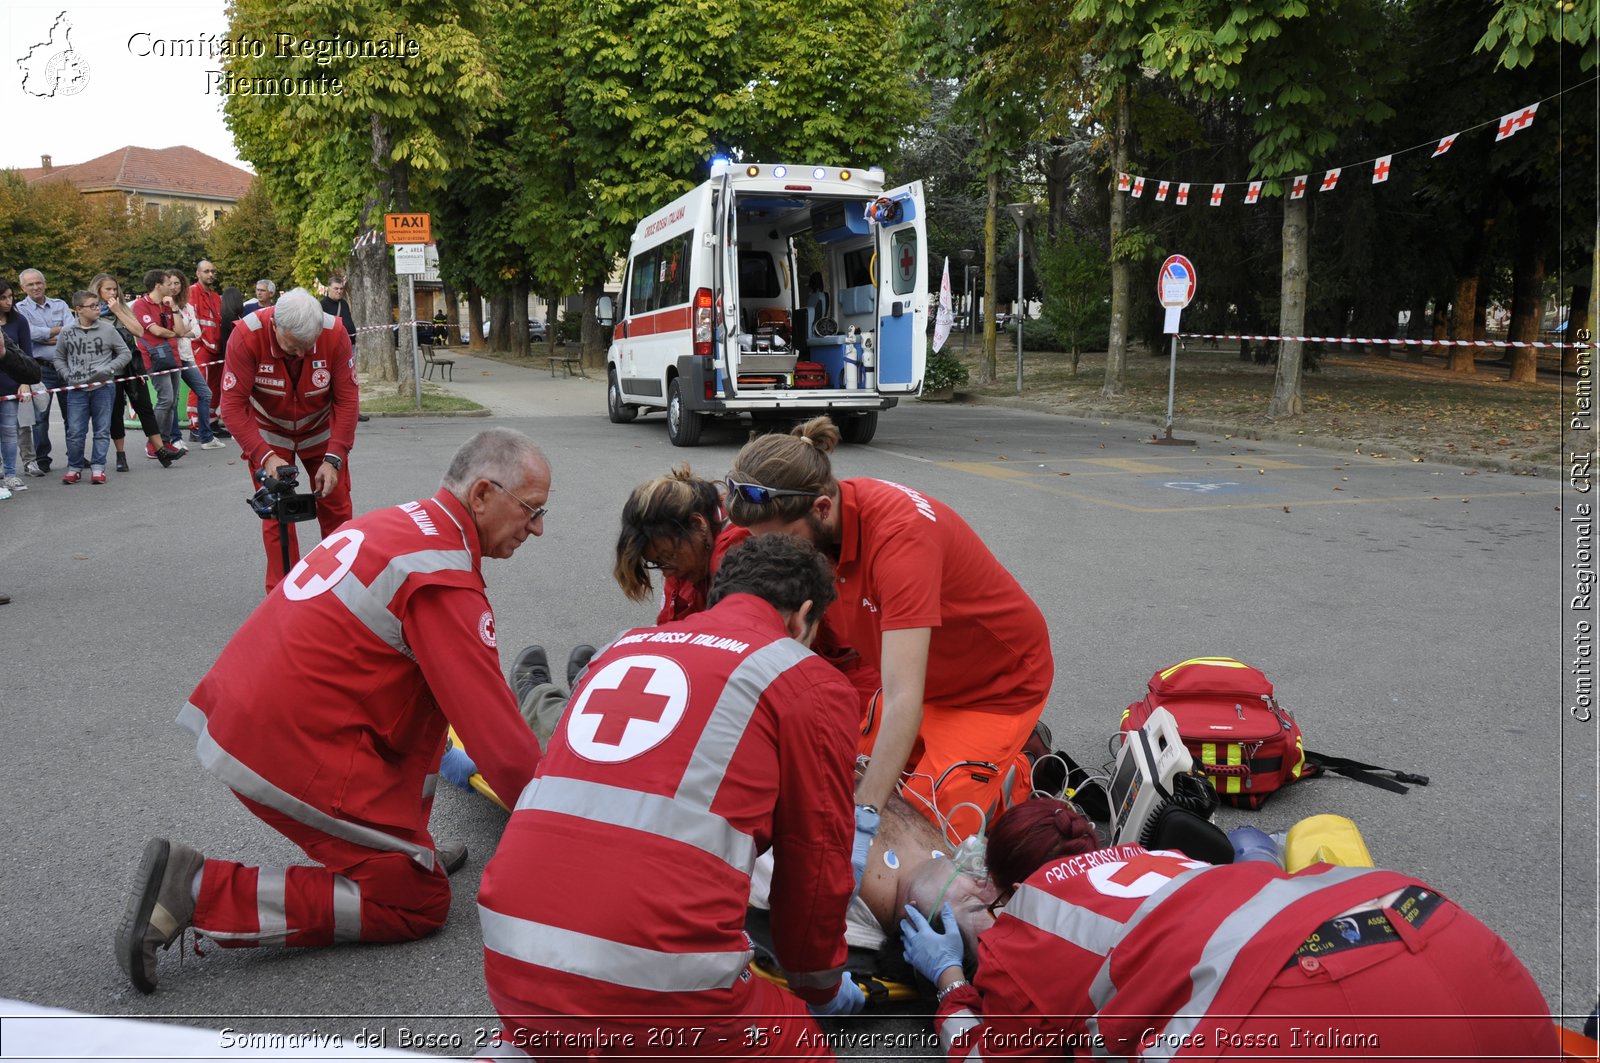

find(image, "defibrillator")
[1107,707,1194,846]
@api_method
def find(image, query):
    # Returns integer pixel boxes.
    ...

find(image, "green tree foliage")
[206,180,297,296]
[0,172,104,290]
[1036,227,1111,372]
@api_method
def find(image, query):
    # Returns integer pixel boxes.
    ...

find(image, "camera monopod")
[247,466,320,578]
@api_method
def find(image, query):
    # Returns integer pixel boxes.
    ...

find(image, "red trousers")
[246,449,353,592]
[486,973,833,1060]
[1218,900,1560,1059]
[191,792,450,949]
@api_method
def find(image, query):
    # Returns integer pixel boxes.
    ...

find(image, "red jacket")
[220,306,357,469]
[179,489,541,872]
[188,282,222,362]
[479,593,859,1019]
[936,849,1550,1060]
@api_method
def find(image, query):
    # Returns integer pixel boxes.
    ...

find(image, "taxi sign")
[1158,254,1196,309]
[384,213,431,245]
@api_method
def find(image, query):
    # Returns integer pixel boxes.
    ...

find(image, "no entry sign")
[1158,254,1196,308]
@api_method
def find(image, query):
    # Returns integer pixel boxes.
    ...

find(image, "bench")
[549,348,586,378]
[421,344,454,381]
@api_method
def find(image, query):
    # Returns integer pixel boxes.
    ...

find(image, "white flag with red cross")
[1176,183,1190,205]
[932,257,954,353]
[1156,180,1170,202]
[1245,180,1263,204]
[1432,133,1458,157]
[1132,176,1146,197]
[1210,183,1224,206]
[1320,168,1341,192]
[1372,155,1392,183]
[1117,172,1132,192]
[1495,102,1538,141]
[1290,174,1309,200]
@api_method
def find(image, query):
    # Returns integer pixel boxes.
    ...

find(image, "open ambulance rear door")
[873,180,927,393]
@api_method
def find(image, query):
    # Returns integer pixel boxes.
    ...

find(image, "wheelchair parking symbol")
[1156,480,1274,495]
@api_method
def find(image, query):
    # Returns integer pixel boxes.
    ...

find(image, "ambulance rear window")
[738,251,780,299]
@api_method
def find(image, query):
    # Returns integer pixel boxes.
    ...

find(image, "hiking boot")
[116,838,206,994]
[566,645,597,688]
[509,645,551,702]
[115,453,130,472]
[437,841,469,876]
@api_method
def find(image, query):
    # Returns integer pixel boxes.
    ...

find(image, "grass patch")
[950,340,1573,469]
[361,391,486,415]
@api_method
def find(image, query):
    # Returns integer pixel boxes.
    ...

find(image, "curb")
[359,408,492,419]
[957,393,1562,479]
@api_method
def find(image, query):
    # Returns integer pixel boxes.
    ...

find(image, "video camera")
[247,465,319,524]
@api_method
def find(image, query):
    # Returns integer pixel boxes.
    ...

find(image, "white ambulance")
[606,160,927,446]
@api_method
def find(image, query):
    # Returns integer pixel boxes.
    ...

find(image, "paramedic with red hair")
[900,798,1560,1060]
[725,417,1053,851]
[479,534,865,1058]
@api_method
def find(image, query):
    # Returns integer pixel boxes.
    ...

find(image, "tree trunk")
[1269,196,1308,418]
[1103,85,1131,398]
[980,154,999,385]
[1506,200,1547,384]
[545,286,560,360]
[510,277,530,359]
[581,279,605,367]
[467,283,487,351]
[490,292,512,352]
[356,115,399,382]
[1568,283,1591,374]
[1448,195,1497,374]
[441,281,460,345]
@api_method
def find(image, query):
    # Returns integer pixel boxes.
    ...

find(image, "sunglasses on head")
[725,477,820,505]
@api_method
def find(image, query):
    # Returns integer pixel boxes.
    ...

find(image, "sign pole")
[1152,253,1197,447]
[409,275,421,409]
[384,214,433,413]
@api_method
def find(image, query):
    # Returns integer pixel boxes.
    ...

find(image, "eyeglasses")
[725,476,821,505]
[490,479,548,522]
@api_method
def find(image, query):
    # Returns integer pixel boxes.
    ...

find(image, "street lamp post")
[1005,203,1037,394]
[959,248,975,348]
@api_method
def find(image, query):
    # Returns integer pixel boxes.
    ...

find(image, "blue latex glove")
[851,805,881,886]
[440,745,478,791]
[808,972,866,1017]
[900,902,965,984]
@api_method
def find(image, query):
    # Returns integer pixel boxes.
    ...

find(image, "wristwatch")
[322,454,343,471]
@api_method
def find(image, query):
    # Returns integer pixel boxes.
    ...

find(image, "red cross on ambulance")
[565,655,689,763]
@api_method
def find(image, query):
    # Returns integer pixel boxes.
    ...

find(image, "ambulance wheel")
[838,412,878,445]
[607,369,637,423]
[666,378,703,447]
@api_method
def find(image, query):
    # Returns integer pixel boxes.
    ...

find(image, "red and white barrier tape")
[0,360,206,403]
[1180,332,1590,350]
[354,319,446,336]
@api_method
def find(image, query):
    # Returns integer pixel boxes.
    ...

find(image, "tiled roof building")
[21,145,254,225]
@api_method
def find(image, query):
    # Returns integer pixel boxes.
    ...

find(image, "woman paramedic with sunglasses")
[725,417,1053,855]
[898,798,1560,1060]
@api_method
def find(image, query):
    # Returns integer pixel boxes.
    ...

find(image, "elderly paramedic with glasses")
[219,286,358,592]
[899,797,1560,1061]
[726,417,1054,860]
[478,534,866,1058]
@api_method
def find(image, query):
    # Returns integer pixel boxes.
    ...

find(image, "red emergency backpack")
[1121,656,1311,810]
[1121,656,1429,810]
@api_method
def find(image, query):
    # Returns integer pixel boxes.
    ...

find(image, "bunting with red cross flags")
[1108,86,1567,209]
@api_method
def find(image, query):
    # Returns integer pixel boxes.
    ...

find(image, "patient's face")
[902,857,1001,959]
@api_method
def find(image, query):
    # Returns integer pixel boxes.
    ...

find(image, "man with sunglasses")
[726,417,1054,850]
[220,286,359,592]
[116,428,550,995]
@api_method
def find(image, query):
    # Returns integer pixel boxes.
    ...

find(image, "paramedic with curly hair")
[478,534,865,1058]
[899,798,1560,1060]
[725,417,1053,847]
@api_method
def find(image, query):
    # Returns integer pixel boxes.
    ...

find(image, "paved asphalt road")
[1,352,1591,1056]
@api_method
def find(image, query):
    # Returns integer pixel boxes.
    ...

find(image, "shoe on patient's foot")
[509,645,551,702]
[437,841,469,876]
[116,838,206,994]
[566,644,597,688]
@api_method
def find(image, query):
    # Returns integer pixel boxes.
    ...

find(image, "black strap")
[1305,750,1429,794]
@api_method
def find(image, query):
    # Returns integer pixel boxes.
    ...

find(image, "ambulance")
[606,159,927,446]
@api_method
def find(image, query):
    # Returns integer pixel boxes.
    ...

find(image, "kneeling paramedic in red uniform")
[114,428,551,994]
[478,534,865,1059]
[219,286,358,593]
[901,798,1560,1060]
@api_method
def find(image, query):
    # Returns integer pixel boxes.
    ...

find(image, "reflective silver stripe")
[676,638,812,806]
[1007,882,1124,958]
[243,311,263,331]
[939,1009,982,1058]
[329,545,473,657]
[513,775,754,871]
[478,904,752,992]
[1150,866,1382,1055]
[178,702,436,871]
[249,396,331,432]
[331,875,363,943]
[422,773,438,800]
[259,426,331,452]
[324,313,337,330]
[256,867,289,944]
[786,965,847,990]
